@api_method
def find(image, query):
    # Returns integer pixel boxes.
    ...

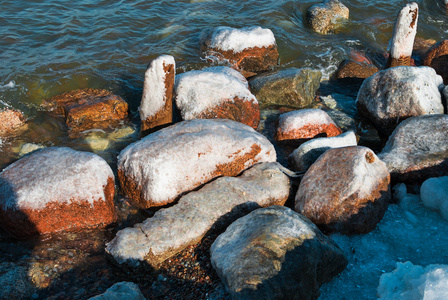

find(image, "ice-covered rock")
[420,176,448,220]
[248,68,322,109]
[0,262,35,299]
[305,0,349,35]
[333,59,378,80]
[117,119,276,208]
[106,162,290,268]
[357,66,444,136]
[174,66,260,129]
[139,55,175,133]
[295,146,390,234]
[0,108,26,137]
[378,114,448,184]
[377,261,448,300]
[424,40,448,84]
[210,205,347,300]
[89,282,146,300]
[0,147,116,238]
[275,109,342,142]
[200,26,278,77]
[288,130,357,172]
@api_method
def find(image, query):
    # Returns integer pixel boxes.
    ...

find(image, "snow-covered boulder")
[0,108,26,137]
[249,68,322,109]
[139,55,175,133]
[420,176,448,220]
[295,146,390,234]
[106,162,290,268]
[378,114,448,184]
[0,147,116,238]
[275,109,342,142]
[305,0,349,35]
[357,66,444,136]
[117,119,276,208]
[289,130,357,172]
[89,282,145,300]
[424,39,448,84]
[200,26,279,77]
[175,66,260,129]
[210,206,347,300]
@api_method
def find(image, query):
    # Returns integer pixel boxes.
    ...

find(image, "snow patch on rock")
[278,109,338,133]
[209,26,276,53]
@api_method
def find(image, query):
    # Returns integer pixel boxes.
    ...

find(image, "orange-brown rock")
[295,146,391,234]
[0,109,26,137]
[333,59,379,80]
[423,39,448,84]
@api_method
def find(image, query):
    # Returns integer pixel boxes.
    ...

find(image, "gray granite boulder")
[305,0,349,35]
[106,162,290,269]
[378,114,448,184]
[89,282,145,300]
[210,205,347,300]
[357,66,444,136]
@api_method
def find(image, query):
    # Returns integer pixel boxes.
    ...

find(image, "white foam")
[0,81,16,91]
[277,109,338,134]
[421,177,448,220]
[209,26,276,53]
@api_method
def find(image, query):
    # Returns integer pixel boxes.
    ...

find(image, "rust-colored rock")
[0,109,26,137]
[333,59,379,80]
[423,39,448,84]
[295,146,391,234]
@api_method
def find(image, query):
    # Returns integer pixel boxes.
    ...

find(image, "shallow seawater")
[1,0,448,298]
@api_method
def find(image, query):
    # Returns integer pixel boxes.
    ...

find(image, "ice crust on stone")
[174,66,256,120]
[377,261,448,300]
[421,177,448,220]
[139,55,175,121]
[0,147,114,211]
[278,109,338,133]
[388,3,418,59]
[208,26,276,53]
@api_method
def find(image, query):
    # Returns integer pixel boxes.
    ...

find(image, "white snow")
[421,177,448,220]
[389,2,418,59]
[277,109,338,133]
[208,26,276,53]
[0,81,16,91]
[174,66,256,120]
[139,55,175,121]
[0,147,114,211]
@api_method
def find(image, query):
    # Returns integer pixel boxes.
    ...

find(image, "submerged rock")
[106,162,290,268]
[420,176,448,220]
[305,0,349,34]
[0,147,116,238]
[423,39,448,84]
[0,108,26,137]
[295,146,391,234]
[89,282,146,300]
[0,262,35,300]
[117,119,275,208]
[378,114,448,184]
[248,68,322,109]
[210,205,347,300]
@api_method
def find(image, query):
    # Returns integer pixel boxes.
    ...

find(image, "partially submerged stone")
[0,109,26,137]
[89,282,146,300]
[0,147,116,238]
[289,130,357,172]
[378,115,448,184]
[357,66,444,136]
[423,39,448,84]
[210,206,347,300]
[200,26,278,77]
[305,0,349,34]
[275,109,342,142]
[106,162,290,268]
[333,60,379,80]
[175,66,260,129]
[420,176,448,220]
[139,55,175,133]
[295,146,391,234]
[249,68,322,109]
[117,119,276,208]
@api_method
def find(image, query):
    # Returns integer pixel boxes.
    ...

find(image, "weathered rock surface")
[295,146,391,234]
[333,60,379,80]
[0,262,35,300]
[249,68,322,109]
[175,66,260,129]
[420,176,448,220]
[378,114,448,184]
[140,55,175,133]
[117,119,276,208]
[0,108,26,137]
[210,205,347,300]
[89,282,146,300]
[106,162,290,268]
[289,130,357,172]
[0,147,116,238]
[275,109,342,142]
[200,26,278,77]
[357,66,444,136]
[423,39,448,84]
[305,0,349,34]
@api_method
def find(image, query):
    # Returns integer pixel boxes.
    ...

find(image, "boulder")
[0,147,116,238]
[140,55,175,133]
[420,176,448,220]
[200,26,278,77]
[333,59,379,80]
[0,262,35,300]
[43,88,129,135]
[289,130,357,172]
[106,162,290,268]
[89,282,146,300]
[275,109,342,142]
[357,66,444,136]
[305,0,349,34]
[423,39,448,84]
[117,119,276,208]
[248,68,322,109]
[378,115,448,184]
[210,205,347,300]
[175,66,260,129]
[0,108,26,137]
[295,146,391,234]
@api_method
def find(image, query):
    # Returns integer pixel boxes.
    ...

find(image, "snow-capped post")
[386,2,418,68]
[139,55,175,134]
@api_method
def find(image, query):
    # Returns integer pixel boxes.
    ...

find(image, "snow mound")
[421,177,448,220]
[208,26,276,53]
